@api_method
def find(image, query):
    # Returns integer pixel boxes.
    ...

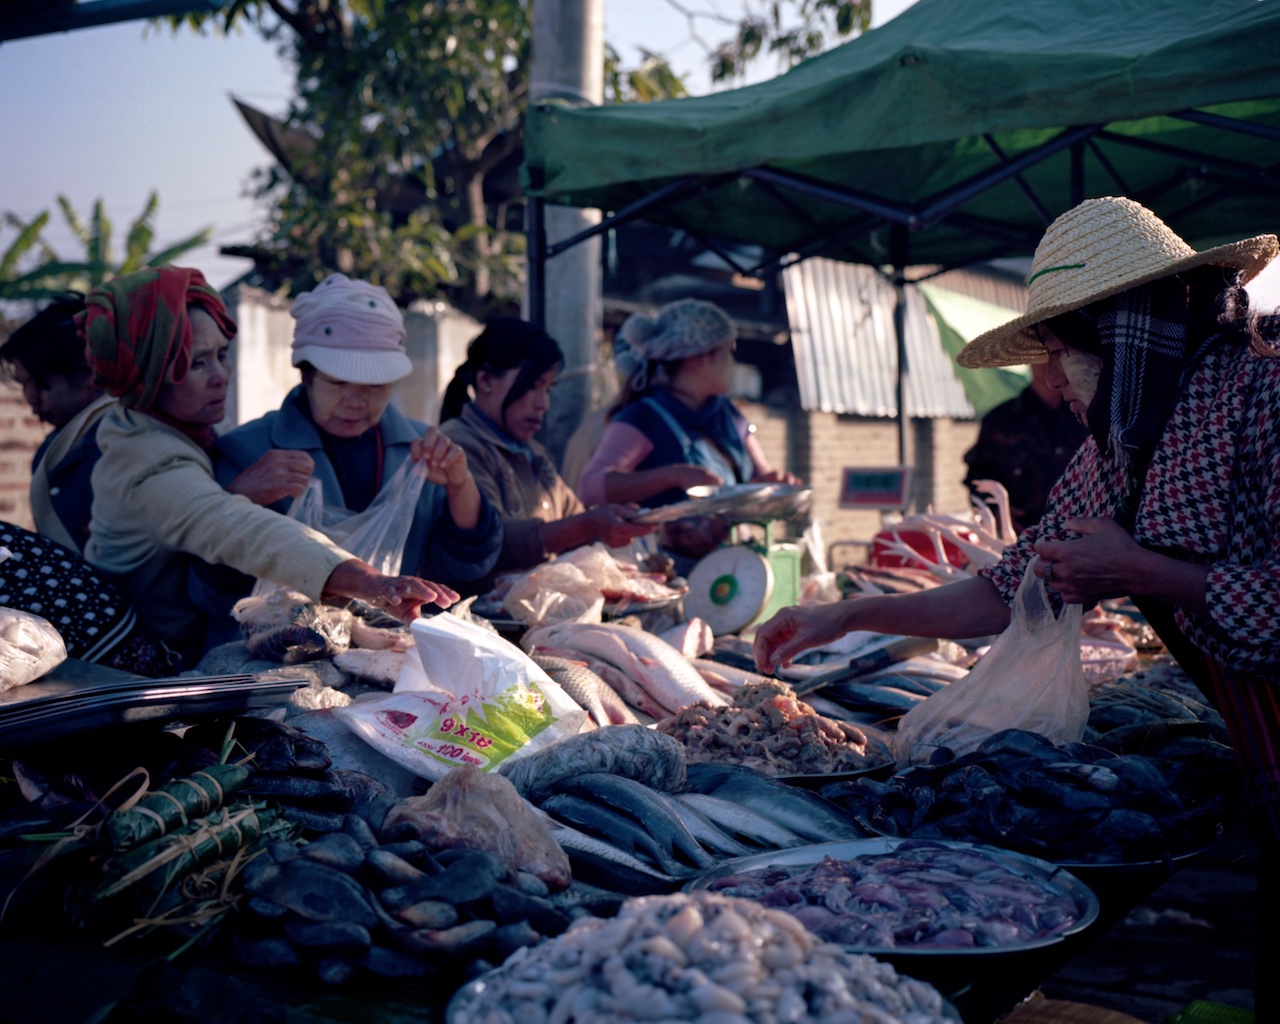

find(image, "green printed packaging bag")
[336,613,587,781]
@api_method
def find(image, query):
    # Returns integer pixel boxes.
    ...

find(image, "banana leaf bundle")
[96,804,278,903]
[104,763,253,852]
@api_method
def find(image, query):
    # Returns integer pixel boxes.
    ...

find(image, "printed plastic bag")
[0,544,68,690]
[894,560,1089,767]
[335,612,587,781]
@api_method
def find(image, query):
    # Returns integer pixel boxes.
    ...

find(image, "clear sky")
[2,0,1277,307]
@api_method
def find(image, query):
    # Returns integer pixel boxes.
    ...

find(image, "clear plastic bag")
[893,560,1090,767]
[254,457,429,597]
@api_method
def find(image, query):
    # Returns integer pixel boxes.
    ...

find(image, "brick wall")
[0,381,47,530]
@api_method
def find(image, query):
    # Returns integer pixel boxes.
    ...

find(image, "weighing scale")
[683,521,803,636]
[630,482,811,636]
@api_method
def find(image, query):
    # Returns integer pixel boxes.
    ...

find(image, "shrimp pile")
[451,890,949,1024]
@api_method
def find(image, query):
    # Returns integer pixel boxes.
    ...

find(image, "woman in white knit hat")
[215,274,501,595]
[755,198,1280,843]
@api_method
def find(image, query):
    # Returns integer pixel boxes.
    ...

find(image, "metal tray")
[685,837,1099,956]
[629,482,812,525]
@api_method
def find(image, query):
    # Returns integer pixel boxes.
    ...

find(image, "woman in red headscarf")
[81,266,457,666]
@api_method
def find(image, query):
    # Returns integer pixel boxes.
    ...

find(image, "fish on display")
[496,724,686,803]
[528,643,664,721]
[523,622,727,715]
[541,793,695,877]
[673,792,808,851]
[681,762,866,843]
[531,654,641,727]
[545,823,686,895]
[553,773,717,871]
[690,657,775,694]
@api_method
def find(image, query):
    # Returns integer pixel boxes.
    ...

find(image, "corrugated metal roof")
[782,259,975,420]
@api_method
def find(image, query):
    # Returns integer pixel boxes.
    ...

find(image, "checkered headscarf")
[1075,277,1211,469]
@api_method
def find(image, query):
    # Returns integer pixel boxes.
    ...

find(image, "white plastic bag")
[0,544,68,690]
[893,560,1089,767]
[335,613,587,781]
[253,457,429,597]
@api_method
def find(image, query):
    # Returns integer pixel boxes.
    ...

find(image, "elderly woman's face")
[304,370,395,438]
[156,308,231,425]
[1039,324,1104,427]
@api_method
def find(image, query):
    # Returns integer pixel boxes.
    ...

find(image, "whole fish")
[524,622,727,715]
[532,654,641,727]
[497,724,686,802]
[556,773,717,870]
[683,763,866,843]
[529,644,665,721]
[660,791,758,859]
[542,793,694,877]
[674,793,807,851]
[690,658,775,694]
[549,823,685,895]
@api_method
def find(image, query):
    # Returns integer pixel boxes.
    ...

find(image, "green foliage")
[170,1,866,313]
[710,0,871,82]
[0,193,211,302]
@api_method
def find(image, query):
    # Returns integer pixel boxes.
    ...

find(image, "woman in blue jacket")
[214,274,500,595]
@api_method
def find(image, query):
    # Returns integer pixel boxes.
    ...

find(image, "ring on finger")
[1043,561,1055,584]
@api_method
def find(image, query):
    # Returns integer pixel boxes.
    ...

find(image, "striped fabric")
[79,266,236,412]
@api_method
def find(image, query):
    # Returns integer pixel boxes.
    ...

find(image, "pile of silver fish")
[503,727,868,895]
[449,889,950,1024]
[523,621,727,722]
[819,727,1238,864]
[706,840,1085,949]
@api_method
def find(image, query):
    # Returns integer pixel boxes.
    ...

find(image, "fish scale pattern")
[980,341,1280,673]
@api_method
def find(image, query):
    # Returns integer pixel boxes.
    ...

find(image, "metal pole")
[527,196,546,329]
[890,224,910,469]
[529,0,604,464]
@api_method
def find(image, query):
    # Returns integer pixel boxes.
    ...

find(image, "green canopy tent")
[523,0,1280,459]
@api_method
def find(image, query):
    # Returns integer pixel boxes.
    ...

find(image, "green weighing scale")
[631,482,810,636]
[685,522,802,636]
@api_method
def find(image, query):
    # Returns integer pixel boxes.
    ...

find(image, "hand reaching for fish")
[753,601,859,674]
[321,558,459,622]
[225,448,315,506]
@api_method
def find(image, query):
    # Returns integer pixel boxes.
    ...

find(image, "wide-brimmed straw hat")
[956,197,1278,369]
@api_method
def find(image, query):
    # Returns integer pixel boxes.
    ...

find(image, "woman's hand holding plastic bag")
[893,559,1090,767]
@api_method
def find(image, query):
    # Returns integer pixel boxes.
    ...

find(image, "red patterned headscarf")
[79,267,237,412]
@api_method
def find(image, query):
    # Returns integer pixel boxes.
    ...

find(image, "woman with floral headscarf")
[577,300,797,562]
[82,267,458,665]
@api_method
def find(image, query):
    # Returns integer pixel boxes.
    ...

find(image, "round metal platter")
[628,483,813,525]
[684,837,1100,957]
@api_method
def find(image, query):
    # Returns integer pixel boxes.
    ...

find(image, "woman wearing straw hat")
[754,197,1280,835]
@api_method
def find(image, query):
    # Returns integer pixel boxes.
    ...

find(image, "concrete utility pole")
[529,0,604,464]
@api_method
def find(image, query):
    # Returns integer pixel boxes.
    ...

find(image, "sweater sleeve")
[128,450,350,601]
[577,422,655,507]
